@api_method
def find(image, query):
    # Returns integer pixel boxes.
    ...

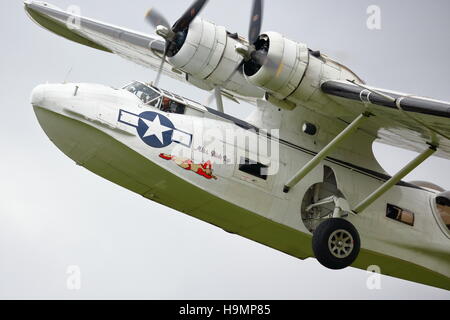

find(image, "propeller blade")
[154,48,168,87]
[248,0,263,44]
[145,7,171,29]
[172,0,209,33]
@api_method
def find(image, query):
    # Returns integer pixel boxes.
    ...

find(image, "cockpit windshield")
[123,81,186,115]
[124,81,160,106]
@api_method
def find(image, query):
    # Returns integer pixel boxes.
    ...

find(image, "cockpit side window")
[160,96,186,115]
[436,192,450,231]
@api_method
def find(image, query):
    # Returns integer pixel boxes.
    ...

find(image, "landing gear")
[312,218,360,270]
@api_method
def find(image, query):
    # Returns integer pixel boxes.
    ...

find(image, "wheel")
[312,218,360,270]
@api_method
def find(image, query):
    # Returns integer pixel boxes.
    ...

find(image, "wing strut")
[283,112,372,193]
[353,145,436,213]
[214,87,225,113]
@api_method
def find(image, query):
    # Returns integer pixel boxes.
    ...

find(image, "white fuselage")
[30,82,450,290]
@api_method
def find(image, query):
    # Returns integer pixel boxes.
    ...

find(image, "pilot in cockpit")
[160,97,171,112]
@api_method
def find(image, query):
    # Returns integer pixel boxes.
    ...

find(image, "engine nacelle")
[167,18,264,98]
[244,32,310,101]
[244,32,363,107]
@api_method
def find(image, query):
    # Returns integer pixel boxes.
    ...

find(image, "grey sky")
[1,0,449,299]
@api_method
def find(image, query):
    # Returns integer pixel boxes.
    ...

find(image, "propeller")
[145,0,268,111]
[238,0,285,78]
[145,0,209,86]
[231,0,265,77]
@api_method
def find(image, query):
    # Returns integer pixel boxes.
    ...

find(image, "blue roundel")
[136,111,175,148]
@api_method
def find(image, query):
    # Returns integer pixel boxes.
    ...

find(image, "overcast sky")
[1,0,449,299]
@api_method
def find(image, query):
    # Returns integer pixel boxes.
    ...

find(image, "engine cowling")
[243,32,310,101]
[167,18,264,98]
[243,32,364,108]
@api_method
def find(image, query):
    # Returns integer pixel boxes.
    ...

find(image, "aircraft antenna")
[63,67,73,84]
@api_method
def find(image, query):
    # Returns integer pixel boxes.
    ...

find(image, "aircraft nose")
[31,84,47,106]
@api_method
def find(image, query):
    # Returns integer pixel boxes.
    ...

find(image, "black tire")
[312,218,360,270]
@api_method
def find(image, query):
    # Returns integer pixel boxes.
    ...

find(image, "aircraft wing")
[24,1,187,83]
[321,80,450,160]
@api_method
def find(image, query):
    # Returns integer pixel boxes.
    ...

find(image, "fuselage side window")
[238,157,268,181]
[386,204,415,226]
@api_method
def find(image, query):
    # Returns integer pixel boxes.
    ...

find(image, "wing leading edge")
[24,1,185,82]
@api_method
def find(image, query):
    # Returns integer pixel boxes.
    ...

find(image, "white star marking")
[142,115,173,144]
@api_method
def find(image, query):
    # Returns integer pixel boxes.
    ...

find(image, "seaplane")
[24,0,450,290]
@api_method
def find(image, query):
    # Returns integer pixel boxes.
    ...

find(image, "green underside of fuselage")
[34,106,450,291]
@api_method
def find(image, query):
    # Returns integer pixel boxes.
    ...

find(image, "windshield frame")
[429,195,450,239]
[122,81,206,115]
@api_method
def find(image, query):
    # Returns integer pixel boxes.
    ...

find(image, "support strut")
[214,87,224,113]
[353,145,437,213]
[283,112,371,193]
